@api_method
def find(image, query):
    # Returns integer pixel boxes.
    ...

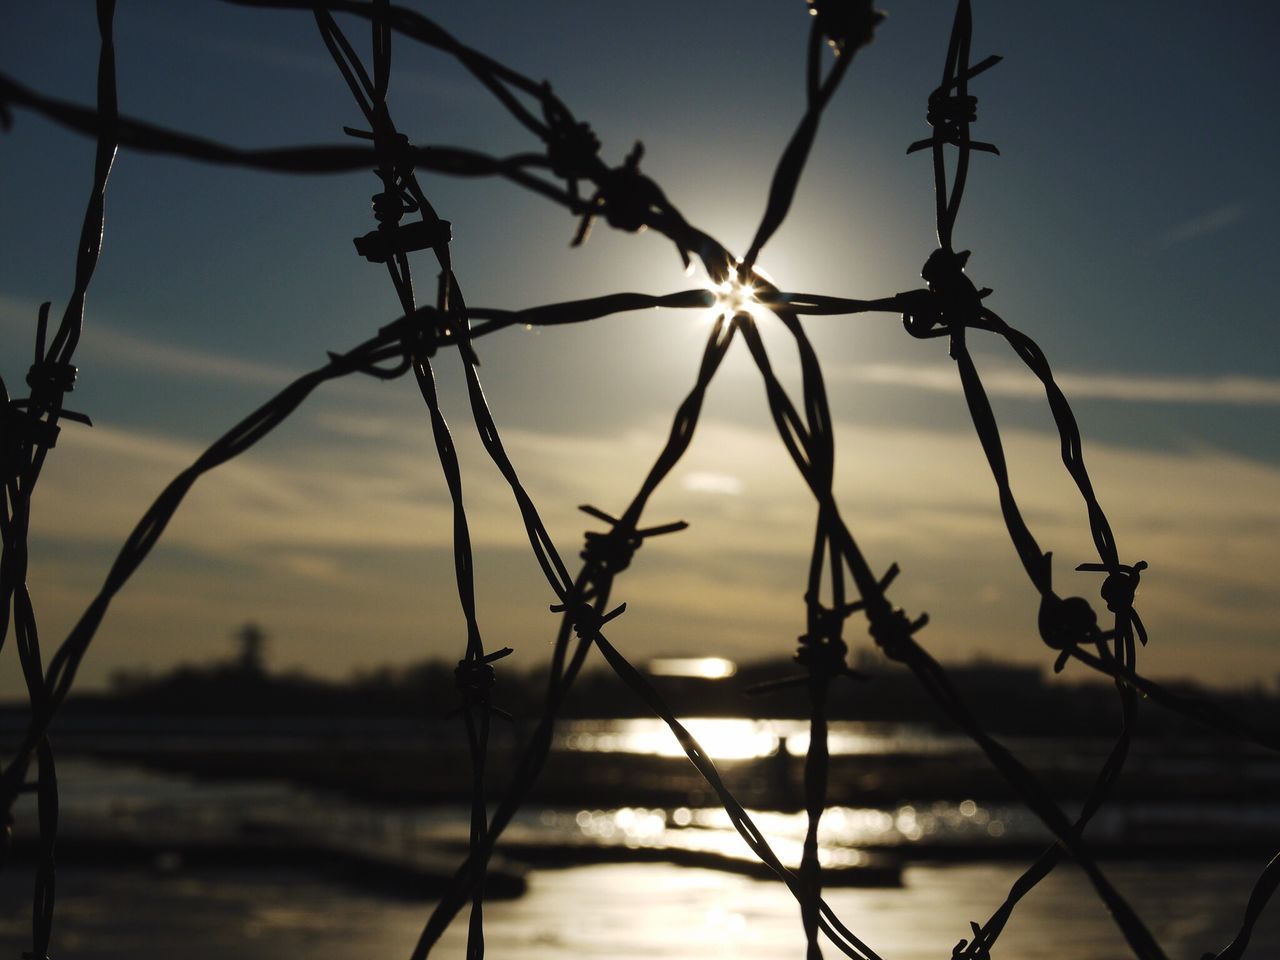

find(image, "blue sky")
[2,1,1278,694]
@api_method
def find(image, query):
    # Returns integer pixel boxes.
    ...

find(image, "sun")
[711,275,759,318]
[704,263,773,324]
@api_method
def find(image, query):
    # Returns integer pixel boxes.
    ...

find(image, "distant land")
[2,627,1277,810]
[5,623,1275,741]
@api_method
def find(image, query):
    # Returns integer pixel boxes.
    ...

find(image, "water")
[2,860,1276,959]
[2,724,1278,959]
[556,717,975,759]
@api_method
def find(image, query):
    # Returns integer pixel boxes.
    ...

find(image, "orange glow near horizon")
[646,656,738,679]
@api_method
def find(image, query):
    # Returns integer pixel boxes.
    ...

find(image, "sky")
[1,1,1278,696]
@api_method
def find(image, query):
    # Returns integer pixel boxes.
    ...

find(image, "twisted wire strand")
[0,73,579,208]
[0,332,412,808]
[1,3,119,956]
[311,8,517,954]
[1208,852,1280,960]
[724,23,880,945]
[961,686,1138,958]
[414,316,879,960]
[904,9,1271,953]
[412,317,743,956]
[898,5,1166,954]
[740,4,865,273]
[1068,645,1280,751]
[1,3,1275,959]
[739,301,1171,959]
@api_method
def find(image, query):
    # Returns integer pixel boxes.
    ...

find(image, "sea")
[0,719,1277,960]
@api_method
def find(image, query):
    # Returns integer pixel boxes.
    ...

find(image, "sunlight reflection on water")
[9,861,1277,960]
[493,801,1028,870]
[6,761,1280,959]
[555,717,968,760]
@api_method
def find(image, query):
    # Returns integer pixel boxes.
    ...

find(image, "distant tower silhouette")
[234,622,268,675]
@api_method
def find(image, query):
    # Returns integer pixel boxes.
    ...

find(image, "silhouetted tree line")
[23,645,1278,742]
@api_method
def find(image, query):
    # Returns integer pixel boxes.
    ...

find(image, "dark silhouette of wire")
[2,3,1275,960]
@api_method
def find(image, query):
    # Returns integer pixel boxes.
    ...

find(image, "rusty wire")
[1,1,1277,959]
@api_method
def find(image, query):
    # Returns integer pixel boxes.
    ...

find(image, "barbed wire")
[1,1,1276,959]
[0,2,119,957]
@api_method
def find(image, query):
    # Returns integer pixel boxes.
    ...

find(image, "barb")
[312,10,511,955]
[5,2,1275,959]
[906,0,1000,250]
[0,327,415,811]
[0,4,119,958]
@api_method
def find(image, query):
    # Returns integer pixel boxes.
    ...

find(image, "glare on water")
[555,717,968,760]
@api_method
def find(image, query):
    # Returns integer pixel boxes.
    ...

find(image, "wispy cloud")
[0,295,297,387]
[132,11,493,114]
[21,411,1280,691]
[836,362,1280,406]
[682,471,744,496]
[87,324,301,386]
[1156,203,1246,249]
[313,411,408,440]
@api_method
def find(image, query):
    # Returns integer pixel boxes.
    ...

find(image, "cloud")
[1155,203,1246,249]
[835,362,1280,406]
[86,324,300,386]
[20,406,1280,691]
[681,471,744,495]
[0,294,297,387]
[313,411,408,440]
[31,422,464,554]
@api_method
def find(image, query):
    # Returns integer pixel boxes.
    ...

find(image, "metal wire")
[1,2,1276,959]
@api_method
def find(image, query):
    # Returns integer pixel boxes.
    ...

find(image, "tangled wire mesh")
[1,2,1277,959]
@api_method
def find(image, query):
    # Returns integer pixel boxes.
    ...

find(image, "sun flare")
[709,275,761,321]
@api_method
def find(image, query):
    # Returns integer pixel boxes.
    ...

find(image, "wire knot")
[1077,559,1150,652]
[5,304,93,464]
[549,597,628,642]
[906,53,1002,156]
[900,249,993,349]
[869,605,929,662]
[1079,560,1148,616]
[2,403,59,452]
[404,308,456,361]
[344,118,441,263]
[578,505,687,575]
[598,145,662,233]
[898,288,944,339]
[371,189,407,227]
[923,248,990,323]
[805,0,886,55]
[952,922,991,960]
[346,113,414,177]
[454,647,512,704]
[1,402,92,483]
[541,85,601,189]
[581,526,642,576]
[353,217,451,265]
[26,360,77,395]
[573,142,667,245]
[1037,592,1104,673]
[455,658,496,700]
[340,308,457,380]
[795,631,849,679]
[745,598,869,695]
[926,91,978,135]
